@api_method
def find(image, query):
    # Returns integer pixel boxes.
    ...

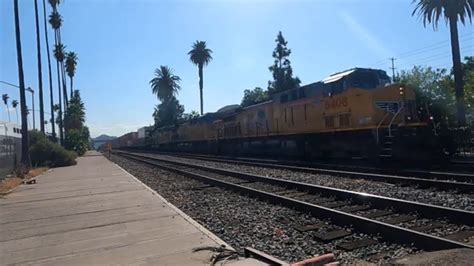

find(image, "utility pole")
[389,57,397,82]
[26,87,35,130]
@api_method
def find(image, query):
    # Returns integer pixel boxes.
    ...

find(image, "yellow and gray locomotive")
[153,68,436,161]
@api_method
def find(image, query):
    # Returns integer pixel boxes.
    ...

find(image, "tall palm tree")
[53,43,66,143]
[2,94,10,122]
[65,51,78,97]
[42,0,56,141]
[49,9,64,143]
[50,19,68,106]
[34,0,45,134]
[13,0,31,169]
[413,0,473,126]
[150,66,181,102]
[12,100,19,124]
[49,0,68,110]
[188,40,213,115]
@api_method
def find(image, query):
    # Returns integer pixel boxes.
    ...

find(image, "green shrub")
[64,129,89,156]
[29,130,77,167]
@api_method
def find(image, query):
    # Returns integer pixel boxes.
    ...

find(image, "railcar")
[153,68,439,161]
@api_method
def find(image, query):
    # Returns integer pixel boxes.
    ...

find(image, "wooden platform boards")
[0,151,264,265]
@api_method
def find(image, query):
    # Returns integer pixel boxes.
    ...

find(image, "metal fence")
[0,135,21,180]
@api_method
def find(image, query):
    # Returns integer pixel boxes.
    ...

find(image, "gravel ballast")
[110,154,417,264]
[146,154,474,212]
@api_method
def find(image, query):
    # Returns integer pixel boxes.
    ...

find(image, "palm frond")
[149,65,181,101]
[188,40,213,66]
[65,51,78,78]
[48,11,62,29]
[412,0,473,29]
[53,43,66,62]
[2,94,9,105]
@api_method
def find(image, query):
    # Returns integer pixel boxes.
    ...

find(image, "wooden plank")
[0,152,238,266]
[294,223,323,233]
[314,230,351,242]
[337,238,378,251]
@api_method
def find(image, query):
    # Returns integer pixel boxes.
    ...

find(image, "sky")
[1,0,473,138]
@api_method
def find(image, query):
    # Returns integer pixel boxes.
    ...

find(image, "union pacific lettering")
[324,96,348,110]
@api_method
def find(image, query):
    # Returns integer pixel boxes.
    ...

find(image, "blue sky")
[1,0,472,137]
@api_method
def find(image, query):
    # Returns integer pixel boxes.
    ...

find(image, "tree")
[152,96,184,128]
[181,110,200,122]
[2,94,10,122]
[241,87,269,107]
[12,100,19,124]
[268,31,301,94]
[49,9,64,143]
[34,0,45,134]
[188,40,213,115]
[412,0,473,126]
[399,66,456,127]
[42,0,56,141]
[63,90,89,155]
[13,0,31,170]
[65,51,78,97]
[53,42,68,105]
[48,2,68,108]
[64,90,85,131]
[461,56,474,115]
[150,66,181,102]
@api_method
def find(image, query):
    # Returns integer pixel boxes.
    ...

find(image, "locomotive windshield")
[348,72,379,89]
[322,68,392,93]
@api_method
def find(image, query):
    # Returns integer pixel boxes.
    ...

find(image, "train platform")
[0,151,266,265]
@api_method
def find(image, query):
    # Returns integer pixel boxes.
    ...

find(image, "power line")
[399,46,473,66]
[397,36,473,59]
[396,33,473,58]
[371,33,473,66]
[397,47,474,69]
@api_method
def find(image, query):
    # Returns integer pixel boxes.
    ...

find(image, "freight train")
[150,68,439,161]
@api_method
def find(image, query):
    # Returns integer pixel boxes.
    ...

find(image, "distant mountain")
[91,134,117,149]
[92,134,117,141]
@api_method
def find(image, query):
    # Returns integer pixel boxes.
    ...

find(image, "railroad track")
[131,151,474,193]
[149,151,474,182]
[116,151,474,253]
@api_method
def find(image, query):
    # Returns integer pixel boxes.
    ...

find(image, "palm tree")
[53,41,68,107]
[2,94,10,122]
[413,0,473,126]
[150,66,181,102]
[12,100,19,124]
[34,0,45,134]
[65,51,78,97]
[42,0,56,141]
[13,0,31,169]
[48,1,68,110]
[188,40,213,115]
[49,9,64,143]
[53,43,65,143]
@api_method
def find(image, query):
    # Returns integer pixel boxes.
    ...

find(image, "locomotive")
[152,68,438,161]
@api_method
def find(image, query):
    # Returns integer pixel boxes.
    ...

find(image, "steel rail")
[150,151,474,192]
[118,151,474,226]
[147,150,474,182]
[116,151,474,251]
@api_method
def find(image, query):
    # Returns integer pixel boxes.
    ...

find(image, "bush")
[29,130,77,167]
[64,129,89,156]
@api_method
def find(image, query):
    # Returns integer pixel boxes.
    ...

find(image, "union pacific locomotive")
[151,68,438,161]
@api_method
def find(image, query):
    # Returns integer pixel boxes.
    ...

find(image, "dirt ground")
[0,167,48,194]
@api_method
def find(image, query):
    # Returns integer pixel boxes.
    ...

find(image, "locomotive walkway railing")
[376,111,391,144]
